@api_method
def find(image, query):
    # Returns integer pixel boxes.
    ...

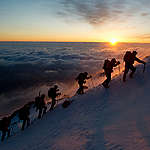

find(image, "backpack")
[38,97,45,108]
[124,51,132,62]
[0,117,10,130]
[48,88,53,98]
[34,96,41,109]
[18,108,25,120]
[19,107,29,120]
[103,59,110,70]
[76,73,84,81]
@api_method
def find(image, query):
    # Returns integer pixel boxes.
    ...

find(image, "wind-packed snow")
[0,56,150,150]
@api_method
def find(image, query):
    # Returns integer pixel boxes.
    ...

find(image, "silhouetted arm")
[56,92,61,96]
[135,57,145,64]
[86,75,92,79]
[56,89,59,92]
[113,61,120,67]
[113,63,118,67]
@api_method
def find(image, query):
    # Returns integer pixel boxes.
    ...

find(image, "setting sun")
[110,38,118,45]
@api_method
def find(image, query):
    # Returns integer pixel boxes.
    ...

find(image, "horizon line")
[0,41,150,44]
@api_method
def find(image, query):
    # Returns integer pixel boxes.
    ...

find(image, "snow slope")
[1,57,150,150]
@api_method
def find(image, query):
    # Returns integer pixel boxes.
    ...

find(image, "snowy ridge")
[0,56,150,150]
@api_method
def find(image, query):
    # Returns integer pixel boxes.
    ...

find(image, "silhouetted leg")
[78,82,84,94]
[38,108,42,119]
[22,119,26,130]
[7,129,10,138]
[1,130,6,141]
[129,65,136,78]
[78,86,84,94]
[27,117,30,127]
[102,73,111,87]
[43,106,47,115]
[50,99,56,111]
[106,73,111,86]
[76,88,81,94]
[123,63,129,82]
[36,107,38,112]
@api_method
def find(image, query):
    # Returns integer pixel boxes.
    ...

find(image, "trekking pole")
[39,91,41,96]
[118,65,121,81]
[143,63,146,73]
[119,65,120,74]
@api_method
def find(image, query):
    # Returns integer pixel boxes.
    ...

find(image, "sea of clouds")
[0,42,149,117]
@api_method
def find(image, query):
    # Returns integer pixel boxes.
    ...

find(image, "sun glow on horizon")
[110,38,118,45]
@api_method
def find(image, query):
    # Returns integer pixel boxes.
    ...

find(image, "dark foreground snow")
[1,57,150,150]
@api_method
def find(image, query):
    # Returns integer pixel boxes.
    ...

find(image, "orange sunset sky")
[0,0,150,43]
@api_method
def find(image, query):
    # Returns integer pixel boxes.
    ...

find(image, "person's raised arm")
[135,57,146,64]
[86,75,92,79]
[114,61,120,67]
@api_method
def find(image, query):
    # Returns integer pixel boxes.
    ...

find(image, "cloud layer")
[58,0,150,26]
[0,42,114,94]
